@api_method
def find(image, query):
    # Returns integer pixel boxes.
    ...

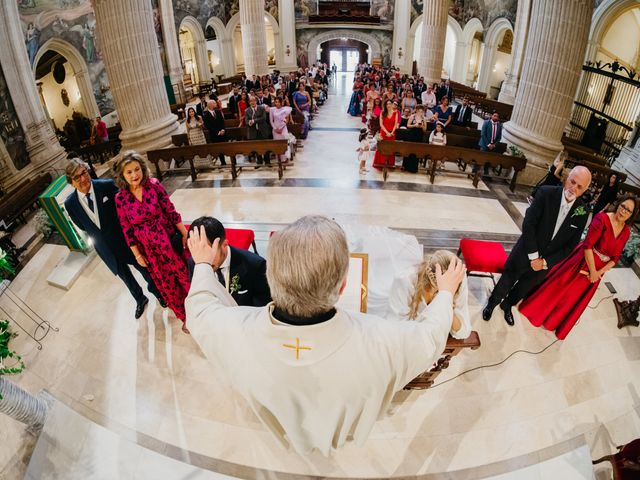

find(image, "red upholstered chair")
[457,238,508,286]
[592,438,640,479]
[183,224,258,253]
[224,228,257,253]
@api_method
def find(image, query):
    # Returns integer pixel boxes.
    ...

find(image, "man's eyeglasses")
[71,170,89,182]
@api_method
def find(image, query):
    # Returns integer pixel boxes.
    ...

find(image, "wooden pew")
[450,81,487,103]
[564,157,627,187]
[446,124,481,138]
[395,129,506,153]
[71,139,122,166]
[474,98,513,121]
[562,136,608,166]
[377,140,526,191]
[405,332,481,389]
[0,173,53,228]
[147,140,288,181]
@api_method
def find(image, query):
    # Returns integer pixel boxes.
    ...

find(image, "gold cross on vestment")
[282,337,312,360]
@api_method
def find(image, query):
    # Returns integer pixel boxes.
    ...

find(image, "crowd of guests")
[182,65,331,165]
[347,63,502,174]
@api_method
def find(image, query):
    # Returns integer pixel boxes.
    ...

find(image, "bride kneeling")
[388,250,472,340]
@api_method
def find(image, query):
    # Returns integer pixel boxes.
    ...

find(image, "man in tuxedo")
[453,96,473,127]
[483,166,592,325]
[202,100,227,165]
[245,74,259,92]
[187,216,271,307]
[63,159,165,318]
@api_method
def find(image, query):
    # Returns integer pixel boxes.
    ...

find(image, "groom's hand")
[188,226,217,267]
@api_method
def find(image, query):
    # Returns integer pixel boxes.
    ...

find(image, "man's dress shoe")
[135,297,149,319]
[501,304,515,326]
[482,303,496,321]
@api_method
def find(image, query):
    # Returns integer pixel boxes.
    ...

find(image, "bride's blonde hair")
[408,250,459,320]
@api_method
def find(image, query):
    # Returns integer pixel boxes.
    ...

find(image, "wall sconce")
[319,48,323,53]
[398,47,403,59]
[285,44,291,56]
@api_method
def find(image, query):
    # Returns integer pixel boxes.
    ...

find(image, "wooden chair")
[592,439,640,479]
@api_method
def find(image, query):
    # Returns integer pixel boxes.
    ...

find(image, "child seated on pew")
[429,122,448,171]
[356,128,375,175]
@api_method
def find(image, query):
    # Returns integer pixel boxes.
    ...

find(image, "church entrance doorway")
[320,39,368,71]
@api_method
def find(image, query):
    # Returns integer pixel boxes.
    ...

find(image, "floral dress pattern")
[115,178,191,322]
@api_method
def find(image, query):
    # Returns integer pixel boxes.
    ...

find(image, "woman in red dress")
[519,194,638,340]
[373,100,399,169]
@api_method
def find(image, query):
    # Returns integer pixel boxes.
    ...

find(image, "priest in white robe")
[186,215,465,456]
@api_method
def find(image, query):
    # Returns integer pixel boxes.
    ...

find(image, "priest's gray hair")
[267,215,349,318]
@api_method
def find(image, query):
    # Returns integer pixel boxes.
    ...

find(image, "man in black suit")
[63,159,165,318]
[245,74,259,92]
[187,217,271,307]
[202,99,227,165]
[483,166,592,325]
[227,86,240,118]
[195,94,208,118]
[453,96,473,127]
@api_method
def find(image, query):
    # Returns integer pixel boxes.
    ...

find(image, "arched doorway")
[179,16,209,84]
[307,30,381,68]
[32,38,99,129]
[587,0,640,63]
[460,18,484,86]
[408,16,461,80]
[226,12,280,74]
[476,18,513,97]
[320,38,369,72]
[205,17,232,79]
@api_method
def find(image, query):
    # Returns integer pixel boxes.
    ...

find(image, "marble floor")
[2,73,639,479]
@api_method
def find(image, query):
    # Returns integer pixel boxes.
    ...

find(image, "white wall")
[39,62,85,130]
[206,39,225,77]
[413,23,457,78]
[489,50,512,91]
[599,8,640,67]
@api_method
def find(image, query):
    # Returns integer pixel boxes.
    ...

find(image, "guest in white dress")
[429,121,447,146]
[186,215,465,455]
[387,250,472,340]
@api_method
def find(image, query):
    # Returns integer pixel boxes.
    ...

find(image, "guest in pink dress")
[269,97,292,162]
[114,151,191,333]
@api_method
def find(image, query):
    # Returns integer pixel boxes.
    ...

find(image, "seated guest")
[433,97,454,129]
[187,217,271,307]
[429,122,447,146]
[406,105,428,142]
[64,159,165,319]
[421,85,437,111]
[186,215,464,455]
[530,151,566,199]
[400,107,411,128]
[114,151,191,333]
[453,96,473,127]
[387,250,471,340]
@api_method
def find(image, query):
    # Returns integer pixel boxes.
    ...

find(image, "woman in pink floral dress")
[114,151,191,333]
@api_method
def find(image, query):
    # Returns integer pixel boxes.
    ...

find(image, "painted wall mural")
[173,0,226,30]
[296,28,393,68]
[18,0,115,116]
[296,0,394,24]
[0,63,29,170]
[411,0,516,28]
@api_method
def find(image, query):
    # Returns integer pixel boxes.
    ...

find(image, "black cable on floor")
[430,293,615,389]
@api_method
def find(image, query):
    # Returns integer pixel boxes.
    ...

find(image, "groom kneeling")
[186,215,464,455]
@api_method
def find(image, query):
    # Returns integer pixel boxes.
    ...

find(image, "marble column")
[93,0,179,154]
[159,0,184,86]
[240,0,268,77]
[613,114,640,187]
[391,0,411,72]
[278,0,297,72]
[419,0,449,84]
[498,0,532,104]
[502,0,593,184]
[0,0,66,186]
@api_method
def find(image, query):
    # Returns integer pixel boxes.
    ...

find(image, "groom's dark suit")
[188,245,271,307]
[64,179,161,304]
[488,185,589,309]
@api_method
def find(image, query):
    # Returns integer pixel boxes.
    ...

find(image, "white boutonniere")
[230,274,241,294]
